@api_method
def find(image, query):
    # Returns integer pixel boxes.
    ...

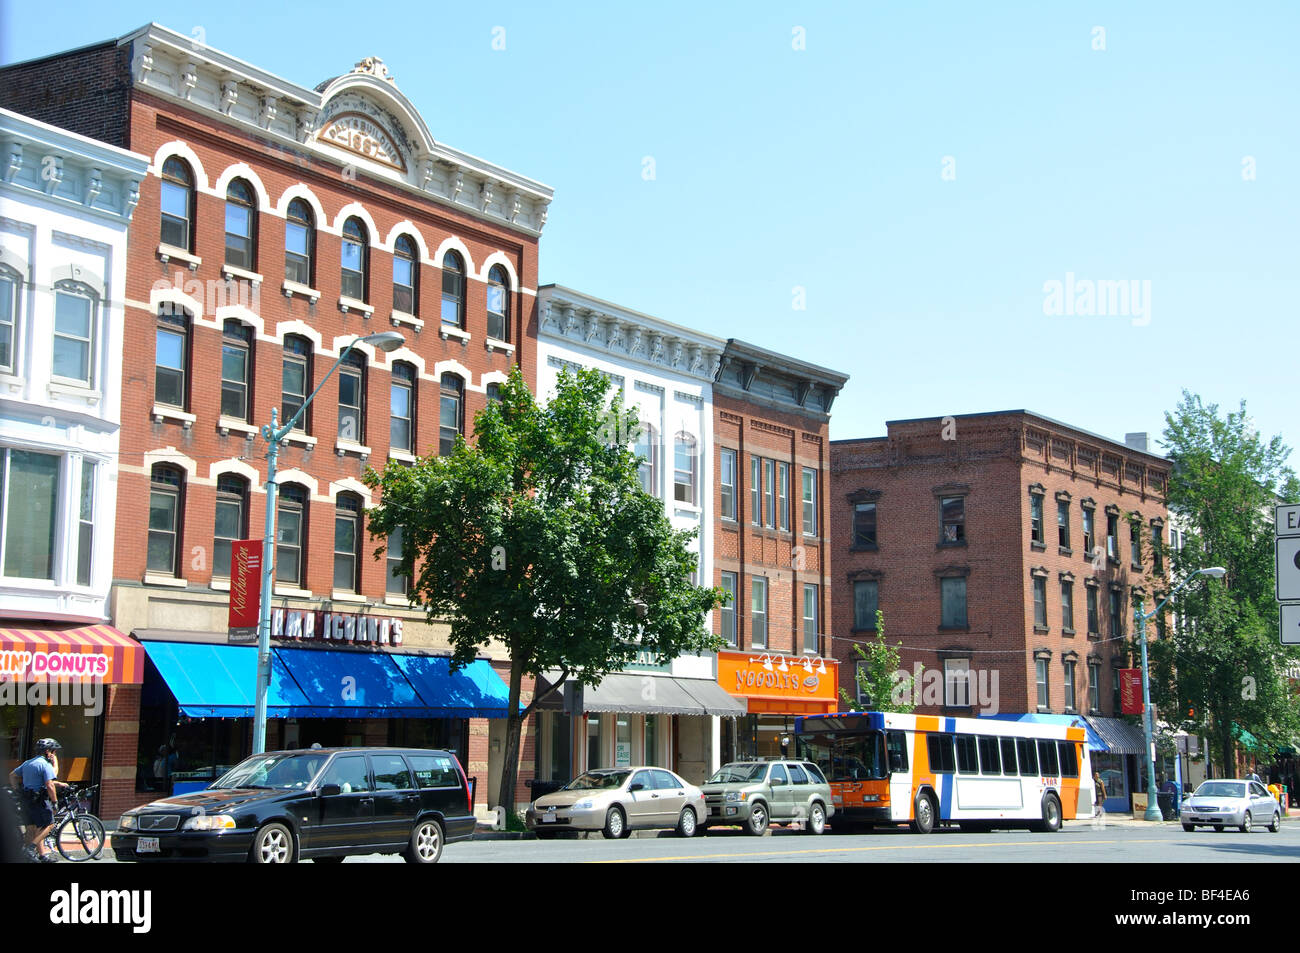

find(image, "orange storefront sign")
[716,650,839,715]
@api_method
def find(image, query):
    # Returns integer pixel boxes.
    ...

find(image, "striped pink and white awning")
[0,624,143,684]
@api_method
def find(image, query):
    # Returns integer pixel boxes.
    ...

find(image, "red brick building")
[1,24,552,819]
[712,340,848,759]
[829,411,1170,744]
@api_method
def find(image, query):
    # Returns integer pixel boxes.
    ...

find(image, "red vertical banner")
[1120,668,1144,714]
[228,540,264,644]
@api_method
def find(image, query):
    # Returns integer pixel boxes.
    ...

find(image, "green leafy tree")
[364,366,725,815]
[839,610,914,713]
[1149,392,1300,775]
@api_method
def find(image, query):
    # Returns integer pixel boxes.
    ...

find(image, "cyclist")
[8,738,71,863]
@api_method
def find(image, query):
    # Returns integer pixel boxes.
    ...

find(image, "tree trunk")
[1221,736,1235,779]
[496,660,525,819]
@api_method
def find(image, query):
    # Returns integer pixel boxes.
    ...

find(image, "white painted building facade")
[0,108,149,621]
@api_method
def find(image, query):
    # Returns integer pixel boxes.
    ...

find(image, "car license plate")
[138,837,160,853]
[541,815,556,823]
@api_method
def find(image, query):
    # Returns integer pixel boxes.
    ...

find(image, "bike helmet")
[35,738,62,753]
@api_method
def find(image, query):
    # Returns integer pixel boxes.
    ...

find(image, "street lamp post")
[1134,565,1226,821]
[251,331,404,753]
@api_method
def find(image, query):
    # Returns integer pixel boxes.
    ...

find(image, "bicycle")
[42,784,106,862]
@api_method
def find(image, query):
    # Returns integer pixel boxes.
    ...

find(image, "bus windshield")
[800,730,888,782]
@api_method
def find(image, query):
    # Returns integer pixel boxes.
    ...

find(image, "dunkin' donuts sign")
[271,608,403,646]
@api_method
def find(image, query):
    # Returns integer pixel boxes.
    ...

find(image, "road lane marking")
[590,839,1166,863]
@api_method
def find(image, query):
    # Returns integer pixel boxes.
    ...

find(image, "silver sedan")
[525,767,706,839]
[1182,779,1282,833]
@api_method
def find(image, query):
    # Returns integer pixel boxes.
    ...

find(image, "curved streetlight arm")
[1137,567,1226,624]
[266,333,400,442]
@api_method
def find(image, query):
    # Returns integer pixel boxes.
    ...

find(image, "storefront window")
[1,698,101,788]
[616,716,631,767]
[644,715,658,767]
[1094,753,1129,804]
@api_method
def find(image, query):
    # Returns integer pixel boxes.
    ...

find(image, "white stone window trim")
[439,326,471,343]
[273,585,314,599]
[331,591,367,604]
[157,244,201,270]
[384,595,414,609]
[221,263,263,287]
[0,371,26,394]
[217,416,259,438]
[484,337,514,354]
[390,311,423,332]
[338,295,374,317]
[152,404,197,428]
[143,573,188,588]
[388,449,417,464]
[210,577,231,592]
[48,381,102,405]
[335,438,372,460]
[282,279,321,303]
[283,431,318,449]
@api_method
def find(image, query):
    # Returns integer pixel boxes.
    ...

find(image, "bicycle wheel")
[56,814,105,861]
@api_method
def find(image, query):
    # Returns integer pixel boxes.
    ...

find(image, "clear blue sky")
[5,2,1297,468]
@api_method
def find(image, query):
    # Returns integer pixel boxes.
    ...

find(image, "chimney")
[1125,432,1149,453]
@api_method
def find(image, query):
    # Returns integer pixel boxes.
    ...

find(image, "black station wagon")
[112,747,475,863]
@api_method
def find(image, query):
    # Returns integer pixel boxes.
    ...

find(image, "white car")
[1182,779,1282,833]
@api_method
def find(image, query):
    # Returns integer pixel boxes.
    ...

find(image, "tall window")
[1082,507,1095,557]
[213,475,247,578]
[1088,661,1101,712]
[750,458,761,525]
[224,179,256,269]
[1061,580,1075,632]
[441,251,465,328]
[1,449,60,580]
[1030,493,1044,544]
[392,234,417,315]
[334,494,362,592]
[1057,500,1070,549]
[802,584,818,654]
[1105,512,1119,560]
[674,433,696,504]
[1063,660,1077,712]
[635,422,657,496]
[76,460,95,587]
[220,320,252,420]
[940,496,965,543]
[159,157,194,251]
[282,336,311,432]
[485,382,502,405]
[341,217,368,301]
[284,199,314,285]
[275,484,306,588]
[944,659,971,708]
[720,571,737,646]
[940,577,967,628]
[486,264,510,340]
[853,502,877,547]
[853,580,878,629]
[719,448,736,520]
[1086,585,1099,636]
[147,465,183,576]
[53,284,96,386]
[777,463,789,531]
[802,467,817,536]
[763,459,775,528]
[439,374,463,455]
[1036,658,1050,710]
[1130,522,1142,570]
[0,267,17,374]
[1033,576,1047,628]
[154,307,189,409]
[390,362,415,453]
[750,577,768,649]
[1109,589,1123,637]
[1151,523,1164,573]
[338,349,365,443]
[386,525,409,597]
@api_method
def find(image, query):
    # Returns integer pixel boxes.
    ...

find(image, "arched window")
[485,382,502,405]
[154,305,190,409]
[338,348,365,443]
[160,157,194,251]
[439,374,463,455]
[224,179,256,269]
[282,335,312,432]
[392,235,418,315]
[275,483,307,589]
[333,493,363,593]
[148,465,184,576]
[634,422,658,497]
[440,251,465,329]
[52,280,98,387]
[390,361,415,453]
[486,264,510,341]
[213,474,248,578]
[284,199,314,285]
[674,432,697,505]
[341,217,368,301]
[220,320,253,421]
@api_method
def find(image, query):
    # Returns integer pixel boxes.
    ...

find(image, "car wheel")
[1035,794,1062,833]
[404,819,444,864]
[1182,824,1195,833]
[807,802,827,835]
[313,856,346,863]
[249,823,294,864]
[910,793,936,834]
[1269,812,1281,832]
[602,806,626,840]
[676,807,697,838]
[1240,811,1252,834]
[745,803,769,836]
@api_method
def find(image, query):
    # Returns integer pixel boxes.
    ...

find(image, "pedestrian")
[7,739,70,863]
[1093,771,1107,817]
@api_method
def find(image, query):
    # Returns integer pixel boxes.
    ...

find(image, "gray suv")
[699,760,834,835]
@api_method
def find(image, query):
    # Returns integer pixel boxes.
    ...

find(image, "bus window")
[839,733,886,781]
[927,734,955,773]
[1000,738,1018,776]
[788,763,809,785]
[1016,738,1038,777]
[977,736,1000,775]
[955,735,979,774]
[1057,741,1079,778]
[1037,740,1060,776]
[886,731,908,774]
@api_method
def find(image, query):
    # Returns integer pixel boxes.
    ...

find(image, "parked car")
[525,767,705,839]
[698,760,834,835]
[113,747,475,863]
[1181,779,1282,833]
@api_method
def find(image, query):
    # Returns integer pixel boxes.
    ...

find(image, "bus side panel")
[907,724,937,822]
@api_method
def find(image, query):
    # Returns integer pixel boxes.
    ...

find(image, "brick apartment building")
[829,412,1171,757]
[0,23,553,818]
[712,340,849,760]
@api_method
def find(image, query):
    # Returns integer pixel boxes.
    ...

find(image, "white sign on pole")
[1282,603,1300,646]
[1277,537,1300,602]
[1276,504,1300,539]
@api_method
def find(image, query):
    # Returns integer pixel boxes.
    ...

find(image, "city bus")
[794,712,1094,833]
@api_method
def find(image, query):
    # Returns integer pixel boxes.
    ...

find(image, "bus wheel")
[910,793,936,834]
[1035,794,1062,833]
